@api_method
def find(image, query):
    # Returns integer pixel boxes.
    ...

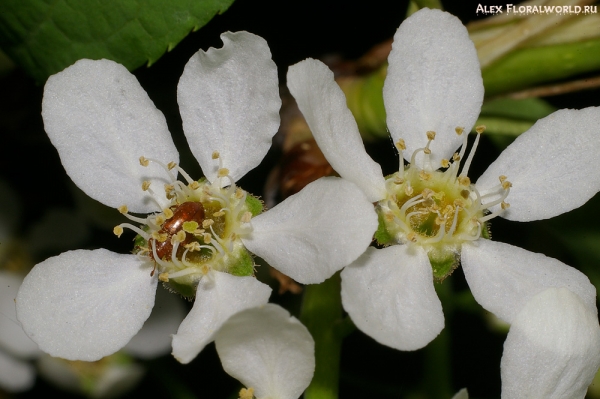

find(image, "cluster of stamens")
[378,126,511,249]
[113,152,256,290]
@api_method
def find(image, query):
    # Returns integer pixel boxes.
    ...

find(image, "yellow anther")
[212,151,220,159]
[239,387,254,399]
[113,226,123,237]
[385,212,395,222]
[118,205,128,214]
[452,153,461,162]
[235,188,244,199]
[458,176,471,186]
[152,232,168,242]
[502,180,512,190]
[423,148,431,155]
[394,175,405,185]
[155,215,166,225]
[158,273,169,282]
[202,219,214,229]
[218,168,230,177]
[422,188,434,199]
[405,185,414,196]
[501,202,510,210]
[184,242,201,252]
[454,198,465,208]
[203,233,212,244]
[455,127,465,135]
[475,125,486,134]
[172,230,186,243]
[201,264,211,275]
[139,156,149,167]
[435,216,445,225]
[163,208,174,219]
[419,170,431,181]
[193,229,205,236]
[460,189,470,199]
[183,221,199,233]
[441,159,450,168]
[443,205,454,215]
[499,175,507,183]
[167,161,177,170]
[426,131,436,140]
[241,211,252,223]
[213,210,226,217]
[396,139,406,150]
[407,232,418,242]
[142,181,151,191]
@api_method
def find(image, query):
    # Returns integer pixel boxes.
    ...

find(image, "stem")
[300,272,344,399]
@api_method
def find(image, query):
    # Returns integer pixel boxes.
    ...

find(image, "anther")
[441,159,450,168]
[202,219,214,229]
[189,181,200,190]
[213,210,226,217]
[235,188,244,199]
[139,156,149,167]
[501,202,510,210]
[212,151,220,159]
[142,181,151,191]
[475,125,486,134]
[113,226,123,237]
[455,127,464,135]
[458,176,471,186]
[184,242,201,252]
[164,208,174,219]
[426,131,436,140]
[203,233,212,244]
[499,175,507,183]
[158,273,169,282]
[167,162,177,170]
[501,180,512,190]
[452,153,461,162]
[118,205,128,214]
[218,168,230,178]
[419,170,431,180]
[394,176,404,185]
[396,139,406,150]
[241,211,252,223]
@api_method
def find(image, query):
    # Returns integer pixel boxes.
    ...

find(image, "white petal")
[477,107,600,221]
[452,388,469,399]
[42,59,178,213]
[178,31,280,185]
[0,350,35,392]
[0,272,39,358]
[287,59,387,202]
[501,288,600,399]
[383,8,483,167]
[171,272,271,364]
[16,249,157,361]
[462,239,596,324]
[215,304,315,399]
[341,246,444,351]
[242,177,378,284]
[124,287,186,359]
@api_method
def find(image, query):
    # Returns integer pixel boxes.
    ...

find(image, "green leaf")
[482,38,600,96]
[0,0,236,83]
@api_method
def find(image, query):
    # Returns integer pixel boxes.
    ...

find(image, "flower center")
[375,127,510,280]
[113,152,263,298]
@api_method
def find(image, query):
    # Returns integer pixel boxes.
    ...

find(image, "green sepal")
[133,233,147,254]
[163,279,197,300]
[245,193,264,217]
[428,245,460,281]
[481,221,491,240]
[374,211,393,245]
[227,247,255,277]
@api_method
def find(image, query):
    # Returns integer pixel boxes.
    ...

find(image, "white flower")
[287,8,600,395]
[16,31,377,365]
[214,304,315,399]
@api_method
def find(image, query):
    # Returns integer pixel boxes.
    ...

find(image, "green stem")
[300,272,344,399]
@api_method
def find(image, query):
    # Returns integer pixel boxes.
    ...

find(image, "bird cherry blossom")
[16,31,377,367]
[287,8,600,395]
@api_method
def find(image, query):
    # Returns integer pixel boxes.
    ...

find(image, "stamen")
[115,223,150,239]
[459,128,482,178]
